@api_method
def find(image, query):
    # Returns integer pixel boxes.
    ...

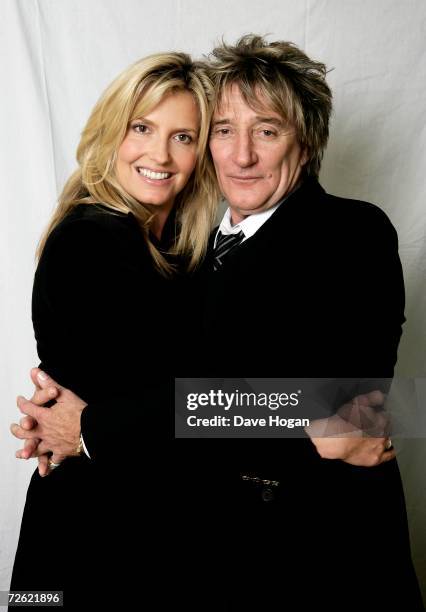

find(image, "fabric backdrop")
[1,0,425,602]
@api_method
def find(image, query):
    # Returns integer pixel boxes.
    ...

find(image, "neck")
[150,211,168,241]
[145,201,174,241]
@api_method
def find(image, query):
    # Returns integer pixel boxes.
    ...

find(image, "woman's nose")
[147,136,171,166]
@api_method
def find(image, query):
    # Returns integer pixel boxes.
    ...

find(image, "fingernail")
[37,371,48,381]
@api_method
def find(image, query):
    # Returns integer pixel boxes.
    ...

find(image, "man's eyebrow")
[211,117,286,127]
[211,118,231,126]
[254,116,286,127]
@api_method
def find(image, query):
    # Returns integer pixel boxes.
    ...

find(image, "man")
[12,35,423,609]
[183,35,422,609]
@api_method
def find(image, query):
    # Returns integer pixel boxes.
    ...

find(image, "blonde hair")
[203,34,333,178]
[37,52,219,273]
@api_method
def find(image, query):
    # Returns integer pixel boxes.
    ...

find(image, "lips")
[136,166,173,180]
[228,175,262,182]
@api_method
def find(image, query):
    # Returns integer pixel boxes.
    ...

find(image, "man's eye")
[174,134,192,144]
[261,129,276,137]
[215,128,231,136]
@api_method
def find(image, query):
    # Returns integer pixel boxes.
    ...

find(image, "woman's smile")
[116,90,199,215]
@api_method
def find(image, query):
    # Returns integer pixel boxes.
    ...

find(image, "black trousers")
[177,453,424,611]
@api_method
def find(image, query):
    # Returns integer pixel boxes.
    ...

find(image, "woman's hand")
[13,375,60,476]
[11,368,87,476]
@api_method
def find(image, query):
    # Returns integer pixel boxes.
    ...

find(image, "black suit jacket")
[180,178,423,610]
[199,177,405,377]
[183,178,406,479]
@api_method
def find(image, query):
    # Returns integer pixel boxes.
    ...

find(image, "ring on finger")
[47,458,61,470]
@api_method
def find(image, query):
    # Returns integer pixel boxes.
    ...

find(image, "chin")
[226,191,267,208]
[140,197,170,207]
[233,200,263,212]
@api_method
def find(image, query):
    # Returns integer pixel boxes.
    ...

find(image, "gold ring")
[47,458,61,470]
[385,438,393,450]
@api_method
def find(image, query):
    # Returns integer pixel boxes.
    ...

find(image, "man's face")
[209,85,308,224]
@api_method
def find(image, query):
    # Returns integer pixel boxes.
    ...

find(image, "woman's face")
[116,90,199,214]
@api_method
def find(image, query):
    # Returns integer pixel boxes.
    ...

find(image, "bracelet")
[76,433,84,456]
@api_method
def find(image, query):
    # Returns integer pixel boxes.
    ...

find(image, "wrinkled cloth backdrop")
[1,0,425,603]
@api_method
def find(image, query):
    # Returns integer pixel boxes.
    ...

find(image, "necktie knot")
[214,230,245,271]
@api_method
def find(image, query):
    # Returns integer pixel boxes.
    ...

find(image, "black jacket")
[178,178,423,610]
[199,177,405,377]
[10,204,185,608]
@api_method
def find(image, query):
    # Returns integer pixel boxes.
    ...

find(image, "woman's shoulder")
[55,203,138,237]
[44,204,144,258]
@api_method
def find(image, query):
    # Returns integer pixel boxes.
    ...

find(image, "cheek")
[209,143,227,174]
[118,138,142,164]
[117,143,131,165]
[268,152,298,181]
[179,150,198,178]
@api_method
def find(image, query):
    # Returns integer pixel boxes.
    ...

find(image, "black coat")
[179,178,423,610]
[10,204,184,609]
[200,178,404,377]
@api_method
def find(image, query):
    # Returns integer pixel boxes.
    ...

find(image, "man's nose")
[232,132,258,167]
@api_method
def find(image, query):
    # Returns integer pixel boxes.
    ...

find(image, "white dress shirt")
[214,189,297,247]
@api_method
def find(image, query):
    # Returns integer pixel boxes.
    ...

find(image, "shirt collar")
[214,185,299,247]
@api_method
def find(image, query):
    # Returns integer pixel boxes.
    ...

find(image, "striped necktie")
[213,230,245,271]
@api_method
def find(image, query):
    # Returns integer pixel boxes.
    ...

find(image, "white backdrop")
[1,0,425,599]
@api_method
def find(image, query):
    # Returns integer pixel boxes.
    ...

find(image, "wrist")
[76,432,84,456]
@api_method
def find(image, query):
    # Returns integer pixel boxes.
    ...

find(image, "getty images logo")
[186,389,302,411]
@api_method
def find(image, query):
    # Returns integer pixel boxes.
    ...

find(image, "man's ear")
[300,147,309,167]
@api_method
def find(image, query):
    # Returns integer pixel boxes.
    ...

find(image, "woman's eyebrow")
[174,127,198,134]
[133,118,197,133]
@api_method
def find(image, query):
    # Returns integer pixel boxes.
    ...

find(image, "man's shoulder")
[288,179,396,236]
[324,190,391,220]
[321,189,397,240]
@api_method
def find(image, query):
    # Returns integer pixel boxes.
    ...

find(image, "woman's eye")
[132,123,148,134]
[175,133,192,144]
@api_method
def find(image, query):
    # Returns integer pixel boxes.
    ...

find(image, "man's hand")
[305,391,396,467]
[11,368,88,475]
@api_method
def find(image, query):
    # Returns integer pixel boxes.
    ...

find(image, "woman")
[9,52,218,609]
